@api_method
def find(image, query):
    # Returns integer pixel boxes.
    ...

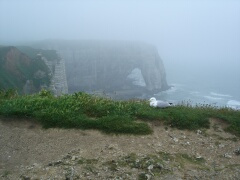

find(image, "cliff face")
[44,56,68,96]
[36,40,169,98]
[0,46,51,93]
[0,46,68,95]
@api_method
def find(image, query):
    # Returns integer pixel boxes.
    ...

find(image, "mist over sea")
[155,78,240,110]
[156,42,240,110]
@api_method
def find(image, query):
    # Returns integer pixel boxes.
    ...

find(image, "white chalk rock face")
[35,40,170,98]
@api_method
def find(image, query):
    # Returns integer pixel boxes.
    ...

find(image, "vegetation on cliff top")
[16,46,59,61]
[0,46,52,93]
[0,89,239,136]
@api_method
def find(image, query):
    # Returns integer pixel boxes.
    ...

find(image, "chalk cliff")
[17,46,68,95]
[0,46,68,95]
[36,40,169,98]
[0,46,51,93]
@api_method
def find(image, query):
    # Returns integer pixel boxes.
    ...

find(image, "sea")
[154,82,240,110]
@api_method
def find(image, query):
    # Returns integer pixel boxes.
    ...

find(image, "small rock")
[27,166,33,170]
[155,163,163,169]
[108,144,115,150]
[196,130,202,134]
[20,175,30,180]
[172,167,178,171]
[145,174,152,180]
[218,144,225,148]
[71,156,76,161]
[148,164,154,170]
[234,148,240,155]
[48,160,62,166]
[224,153,232,158]
[32,163,40,168]
[196,153,202,159]
[63,154,71,159]
[173,137,178,142]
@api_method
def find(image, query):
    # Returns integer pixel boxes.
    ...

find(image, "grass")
[0,89,240,135]
[103,153,170,178]
[1,170,11,178]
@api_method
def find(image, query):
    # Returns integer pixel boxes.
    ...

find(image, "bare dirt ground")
[0,117,240,180]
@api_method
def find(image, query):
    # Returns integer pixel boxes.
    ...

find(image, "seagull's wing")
[156,100,171,108]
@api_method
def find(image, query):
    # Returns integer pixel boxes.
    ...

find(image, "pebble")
[148,164,154,170]
[224,153,232,158]
[234,147,240,155]
[71,156,76,161]
[145,174,152,180]
[196,153,202,159]
[218,144,225,148]
[173,137,179,142]
[197,130,202,135]
[108,144,116,150]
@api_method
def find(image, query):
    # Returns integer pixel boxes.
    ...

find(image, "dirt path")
[0,117,240,179]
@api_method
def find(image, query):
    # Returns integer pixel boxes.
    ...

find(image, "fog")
[1,0,240,102]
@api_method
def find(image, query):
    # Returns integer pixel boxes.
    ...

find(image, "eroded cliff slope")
[0,46,51,93]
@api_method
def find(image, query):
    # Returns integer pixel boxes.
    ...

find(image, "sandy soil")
[0,117,240,179]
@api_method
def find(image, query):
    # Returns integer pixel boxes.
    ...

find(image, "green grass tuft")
[0,90,240,135]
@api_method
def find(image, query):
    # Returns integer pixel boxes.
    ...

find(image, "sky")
[0,0,240,90]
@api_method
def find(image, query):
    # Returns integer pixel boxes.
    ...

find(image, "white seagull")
[149,97,173,108]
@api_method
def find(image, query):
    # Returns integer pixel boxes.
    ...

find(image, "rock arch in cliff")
[35,40,169,98]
